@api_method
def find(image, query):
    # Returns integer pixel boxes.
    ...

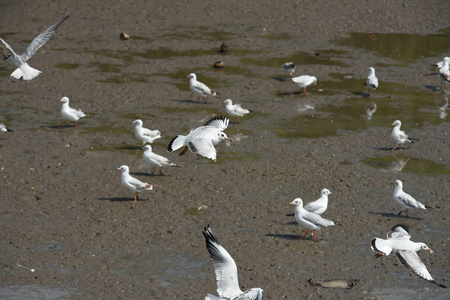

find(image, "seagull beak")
[428,248,433,253]
[389,182,394,186]
[391,122,395,126]
[185,75,189,79]
[129,121,134,124]
[289,202,294,205]
[329,193,334,195]
[226,138,232,142]
[115,168,120,171]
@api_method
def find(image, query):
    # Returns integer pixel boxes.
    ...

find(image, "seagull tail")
[371,237,392,256]
[167,135,187,152]
[11,63,41,80]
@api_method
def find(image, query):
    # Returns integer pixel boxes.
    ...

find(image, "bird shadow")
[115,145,141,151]
[41,124,75,130]
[265,233,301,240]
[272,77,289,83]
[369,211,422,221]
[131,172,166,177]
[170,99,212,105]
[372,146,410,152]
[424,85,440,92]
[97,197,134,202]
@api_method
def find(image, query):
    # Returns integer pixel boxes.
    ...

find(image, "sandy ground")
[1,1,449,299]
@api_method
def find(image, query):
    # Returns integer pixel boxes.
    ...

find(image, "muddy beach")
[1,0,449,299]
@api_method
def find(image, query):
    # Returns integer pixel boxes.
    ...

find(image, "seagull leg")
[398,209,409,218]
[132,192,138,203]
[300,230,309,240]
[58,120,66,129]
[179,146,189,156]
[303,88,309,96]
[73,121,78,129]
[374,253,384,258]
[392,144,399,152]
[159,167,164,176]
[313,231,318,243]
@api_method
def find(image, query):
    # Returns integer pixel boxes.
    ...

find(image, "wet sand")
[1,1,449,299]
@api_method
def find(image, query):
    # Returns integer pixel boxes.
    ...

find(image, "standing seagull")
[202,225,264,300]
[59,97,86,129]
[115,165,153,202]
[142,145,178,175]
[438,57,450,90]
[304,188,334,215]
[281,62,295,77]
[1,124,13,132]
[130,119,161,149]
[187,73,217,102]
[391,120,415,151]
[223,99,250,123]
[371,224,446,288]
[391,180,426,218]
[365,67,379,94]
[291,75,317,95]
[0,15,69,80]
[290,198,335,242]
[167,116,231,162]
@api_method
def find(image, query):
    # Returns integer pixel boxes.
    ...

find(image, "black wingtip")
[391,224,409,233]
[204,115,229,126]
[167,136,177,152]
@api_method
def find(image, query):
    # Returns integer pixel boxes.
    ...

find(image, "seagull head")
[390,180,402,188]
[218,132,232,142]
[418,243,433,253]
[322,188,333,196]
[289,198,303,206]
[186,73,196,80]
[223,99,232,105]
[130,119,143,126]
[143,145,152,152]
[391,120,401,127]
[115,165,129,172]
[59,96,69,103]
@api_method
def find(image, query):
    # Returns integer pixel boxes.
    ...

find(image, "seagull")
[304,188,334,215]
[1,124,13,132]
[167,116,231,162]
[130,119,161,149]
[187,73,217,102]
[115,165,153,202]
[438,57,450,90]
[59,97,86,129]
[143,145,178,175]
[391,180,426,218]
[281,62,295,77]
[289,198,335,242]
[202,225,264,300]
[364,67,379,96]
[223,99,250,122]
[291,75,317,95]
[371,224,446,288]
[391,120,415,151]
[436,56,449,69]
[0,15,69,80]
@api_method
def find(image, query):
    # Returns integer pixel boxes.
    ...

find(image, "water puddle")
[362,154,450,176]
[336,29,450,65]
[54,63,81,70]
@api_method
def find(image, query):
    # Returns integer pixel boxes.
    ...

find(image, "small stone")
[120,32,130,40]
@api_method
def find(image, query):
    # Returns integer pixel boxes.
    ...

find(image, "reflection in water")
[437,96,448,119]
[389,155,411,172]
[365,102,377,120]
[297,104,315,114]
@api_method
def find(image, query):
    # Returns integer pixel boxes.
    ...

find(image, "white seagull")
[187,73,217,102]
[391,180,426,218]
[365,67,379,92]
[290,198,335,242]
[0,15,69,80]
[281,62,295,77]
[59,96,86,129]
[304,188,334,215]
[202,225,264,300]
[391,120,415,151]
[115,165,153,202]
[371,224,446,288]
[167,116,231,162]
[1,124,12,132]
[223,99,250,122]
[438,57,450,90]
[291,75,317,95]
[436,56,449,69]
[130,119,161,149]
[143,145,178,175]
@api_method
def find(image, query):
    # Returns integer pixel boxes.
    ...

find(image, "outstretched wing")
[21,15,70,61]
[387,224,411,240]
[203,116,229,130]
[395,250,434,283]
[188,138,217,161]
[203,226,242,298]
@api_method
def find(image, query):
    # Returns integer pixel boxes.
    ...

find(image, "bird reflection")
[437,96,448,119]
[365,102,377,120]
[389,155,411,172]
